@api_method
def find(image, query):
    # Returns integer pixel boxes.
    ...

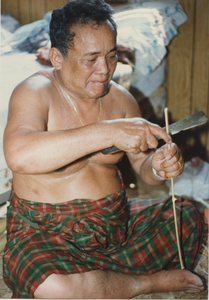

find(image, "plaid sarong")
[3,175,204,298]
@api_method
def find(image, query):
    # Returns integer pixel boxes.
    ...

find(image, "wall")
[1,0,68,25]
[1,0,123,23]
[167,0,209,161]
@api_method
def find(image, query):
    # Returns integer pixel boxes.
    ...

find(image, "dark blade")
[102,110,208,154]
[162,110,208,137]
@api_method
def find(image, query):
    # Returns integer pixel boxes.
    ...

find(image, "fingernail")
[164,175,169,179]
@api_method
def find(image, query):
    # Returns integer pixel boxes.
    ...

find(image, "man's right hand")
[105,118,171,154]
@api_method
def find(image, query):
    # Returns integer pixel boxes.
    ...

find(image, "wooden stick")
[164,108,184,269]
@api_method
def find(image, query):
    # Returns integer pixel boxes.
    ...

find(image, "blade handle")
[101,146,120,154]
[101,110,208,155]
[101,135,160,154]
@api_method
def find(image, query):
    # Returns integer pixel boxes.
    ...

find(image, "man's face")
[59,21,118,99]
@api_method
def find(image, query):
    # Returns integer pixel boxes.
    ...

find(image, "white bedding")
[0,52,50,170]
[113,0,187,95]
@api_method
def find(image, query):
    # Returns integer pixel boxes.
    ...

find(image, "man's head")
[50,0,117,58]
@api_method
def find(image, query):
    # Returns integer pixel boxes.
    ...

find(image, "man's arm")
[4,79,172,175]
[127,144,184,186]
[3,80,114,174]
[120,87,184,185]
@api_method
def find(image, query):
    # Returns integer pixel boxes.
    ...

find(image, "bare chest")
[47,84,123,130]
[46,93,124,172]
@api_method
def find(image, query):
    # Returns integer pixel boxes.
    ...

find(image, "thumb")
[154,148,167,161]
[152,148,167,171]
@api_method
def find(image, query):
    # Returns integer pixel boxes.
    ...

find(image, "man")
[3,0,205,298]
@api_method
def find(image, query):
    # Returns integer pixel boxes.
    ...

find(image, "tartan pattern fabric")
[3,176,204,298]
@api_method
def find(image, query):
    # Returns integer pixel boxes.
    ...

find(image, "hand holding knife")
[102,110,208,155]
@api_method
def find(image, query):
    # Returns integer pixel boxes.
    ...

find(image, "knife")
[101,110,208,154]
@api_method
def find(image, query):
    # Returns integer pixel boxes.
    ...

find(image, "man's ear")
[49,47,63,70]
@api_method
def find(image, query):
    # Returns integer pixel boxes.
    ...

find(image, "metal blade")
[102,110,208,154]
[157,110,208,139]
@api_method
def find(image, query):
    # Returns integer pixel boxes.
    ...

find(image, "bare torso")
[12,69,125,203]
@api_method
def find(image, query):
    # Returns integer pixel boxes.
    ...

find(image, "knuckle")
[132,139,140,149]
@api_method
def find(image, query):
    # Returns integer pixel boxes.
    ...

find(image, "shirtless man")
[3,0,205,298]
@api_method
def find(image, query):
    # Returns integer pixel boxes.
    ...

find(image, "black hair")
[50,0,117,57]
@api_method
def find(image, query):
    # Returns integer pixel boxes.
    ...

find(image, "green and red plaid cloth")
[3,174,204,298]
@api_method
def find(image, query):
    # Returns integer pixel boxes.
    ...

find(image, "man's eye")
[88,58,96,62]
[108,54,117,60]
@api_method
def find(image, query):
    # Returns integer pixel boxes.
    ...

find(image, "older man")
[3,0,205,298]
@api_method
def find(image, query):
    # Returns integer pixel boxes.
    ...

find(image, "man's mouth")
[87,78,110,92]
[91,81,108,88]
[94,80,108,84]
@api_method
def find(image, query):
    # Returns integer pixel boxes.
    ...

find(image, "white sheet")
[0,52,50,170]
[113,0,187,96]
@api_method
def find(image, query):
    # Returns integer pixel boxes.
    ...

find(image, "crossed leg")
[34,268,205,299]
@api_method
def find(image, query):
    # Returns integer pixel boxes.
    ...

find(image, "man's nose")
[96,57,110,74]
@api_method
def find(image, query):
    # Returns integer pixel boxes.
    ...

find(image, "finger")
[149,124,172,144]
[171,150,184,169]
[132,137,149,153]
[164,163,184,178]
[164,169,182,179]
[161,144,180,165]
[137,127,159,149]
[139,137,149,152]
[177,148,181,160]
[161,155,184,177]
[133,124,158,150]
[177,159,184,170]
[162,156,183,172]
[128,136,142,154]
[155,148,167,161]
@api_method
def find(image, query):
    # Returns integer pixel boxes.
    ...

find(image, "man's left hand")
[151,143,184,180]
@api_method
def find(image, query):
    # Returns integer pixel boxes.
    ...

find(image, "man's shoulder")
[109,80,138,105]
[109,80,128,93]
[15,68,55,92]
[108,81,141,117]
[9,68,56,110]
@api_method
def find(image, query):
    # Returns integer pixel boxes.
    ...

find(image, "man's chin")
[90,83,110,98]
